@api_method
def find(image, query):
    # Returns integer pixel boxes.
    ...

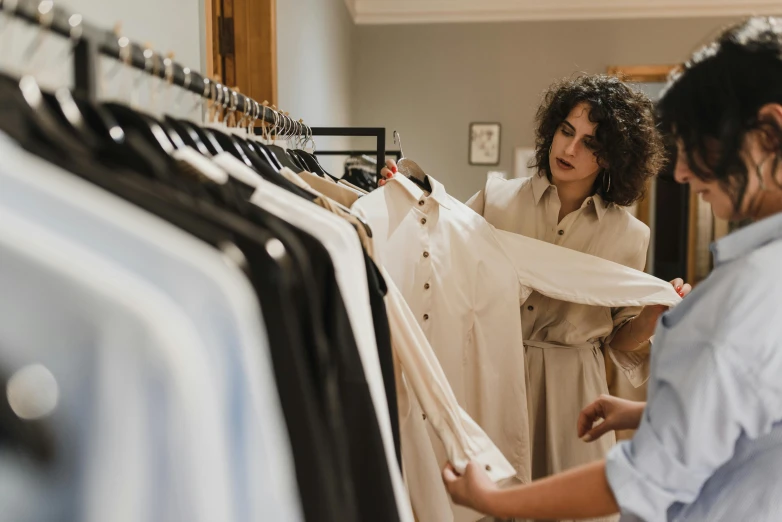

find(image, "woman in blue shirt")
[442,17,782,521]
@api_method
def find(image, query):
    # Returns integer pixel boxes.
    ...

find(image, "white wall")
[353,17,741,201]
[2,0,204,118]
[276,0,356,173]
[63,0,204,72]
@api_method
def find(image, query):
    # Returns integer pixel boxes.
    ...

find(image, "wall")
[277,0,356,172]
[353,16,741,201]
[5,0,204,115]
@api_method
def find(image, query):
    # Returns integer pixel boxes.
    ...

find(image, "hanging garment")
[353,174,680,522]
[384,272,517,522]
[468,173,650,522]
[215,157,411,522]
[0,208,233,522]
[299,171,360,208]
[0,133,304,522]
[0,100,343,521]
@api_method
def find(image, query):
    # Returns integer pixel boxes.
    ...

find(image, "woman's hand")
[379,159,398,187]
[636,278,692,330]
[442,462,499,515]
[577,394,646,442]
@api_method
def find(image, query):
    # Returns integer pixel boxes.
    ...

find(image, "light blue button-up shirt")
[606,212,782,521]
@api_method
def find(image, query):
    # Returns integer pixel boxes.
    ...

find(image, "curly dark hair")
[658,17,782,212]
[529,74,666,207]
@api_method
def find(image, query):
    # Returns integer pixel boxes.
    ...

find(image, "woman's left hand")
[637,278,692,327]
[442,462,498,515]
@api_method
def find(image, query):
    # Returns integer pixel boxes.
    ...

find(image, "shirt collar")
[531,173,607,221]
[391,174,452,210]
[591,193,608,221]
[711,212,782,265]
[531,173,553,205]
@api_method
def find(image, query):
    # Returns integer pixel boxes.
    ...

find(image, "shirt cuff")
[436,406,517,484]
[606,441,662,522]
[607,347,650,388]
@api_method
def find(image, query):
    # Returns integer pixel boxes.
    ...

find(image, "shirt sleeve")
[606,341,777,522]
[603,224,651,387]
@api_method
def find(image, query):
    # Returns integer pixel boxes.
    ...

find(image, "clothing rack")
[1,0,308,135]
[310,127,389,179]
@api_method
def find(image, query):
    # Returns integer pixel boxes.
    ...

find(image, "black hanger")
[102,102,176,156]
[165,115,210,155]
[0,73,94,157]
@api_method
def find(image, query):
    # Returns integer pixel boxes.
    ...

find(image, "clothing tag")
[172,147,229,184]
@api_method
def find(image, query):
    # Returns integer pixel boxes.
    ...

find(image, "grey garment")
[0,208,224,522]
[607,211,782,522]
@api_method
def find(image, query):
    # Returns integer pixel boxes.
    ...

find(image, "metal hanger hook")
[393,130,405,158]
[22,1,54,76]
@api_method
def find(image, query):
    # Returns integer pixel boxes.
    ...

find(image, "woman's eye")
[561,127,573,137]
[585,141,597,151]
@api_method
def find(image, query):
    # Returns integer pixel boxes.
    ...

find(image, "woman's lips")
[556,158,574,170]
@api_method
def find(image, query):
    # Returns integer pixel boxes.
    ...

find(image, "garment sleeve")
[603,224,651,387]
[465,189,485,215]
[606,341,779,522]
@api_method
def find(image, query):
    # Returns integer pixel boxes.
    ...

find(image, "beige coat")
[467,174,651,522]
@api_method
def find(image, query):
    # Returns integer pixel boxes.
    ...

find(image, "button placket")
[419,203,434,330]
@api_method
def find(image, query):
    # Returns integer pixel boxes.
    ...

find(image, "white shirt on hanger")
[352,174,680,522]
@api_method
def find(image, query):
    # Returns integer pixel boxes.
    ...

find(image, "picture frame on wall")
[469,122,501,166]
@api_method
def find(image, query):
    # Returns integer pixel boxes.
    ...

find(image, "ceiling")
[345,0,782,25]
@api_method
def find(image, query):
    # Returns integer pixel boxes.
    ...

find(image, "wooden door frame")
[607,64,722,284]
[206,0,277,108]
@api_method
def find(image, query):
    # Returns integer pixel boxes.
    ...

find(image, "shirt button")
[588,200,593,205]
[558,229,565,236]
[527,305,534,311]
[485,465,492,472]
[422,413,427,420]
[421,218,427,225]
[423,314,429,321]
[418,200,425,206]
[423,251,430,258]
[424,283,430,290]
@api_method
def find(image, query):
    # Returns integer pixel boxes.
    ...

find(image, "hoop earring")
[602,170,611,193]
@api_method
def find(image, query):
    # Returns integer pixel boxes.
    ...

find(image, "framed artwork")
[469,122,501,166]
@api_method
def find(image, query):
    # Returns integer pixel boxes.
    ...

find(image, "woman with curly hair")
[383,74,687,521]
[464,75,688,522]
[443,17,782,521]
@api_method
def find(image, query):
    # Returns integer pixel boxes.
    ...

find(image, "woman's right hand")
[379,159,398,187]
[577,395,646,442]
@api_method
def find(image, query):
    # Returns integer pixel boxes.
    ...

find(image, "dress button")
[527,305,534,311]
[418,200,425,206]
[422,413,427,420]
[558,229,565,236]
[423,314,429,321]
[424,283,430,290]
[423,251,430,258]
[485,465,492,472]
[421,218,427,225]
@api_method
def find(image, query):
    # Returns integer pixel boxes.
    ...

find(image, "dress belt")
[523,339,600,351]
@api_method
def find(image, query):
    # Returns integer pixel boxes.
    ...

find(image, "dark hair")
[530,74,665,207]
[658,17,782,210]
